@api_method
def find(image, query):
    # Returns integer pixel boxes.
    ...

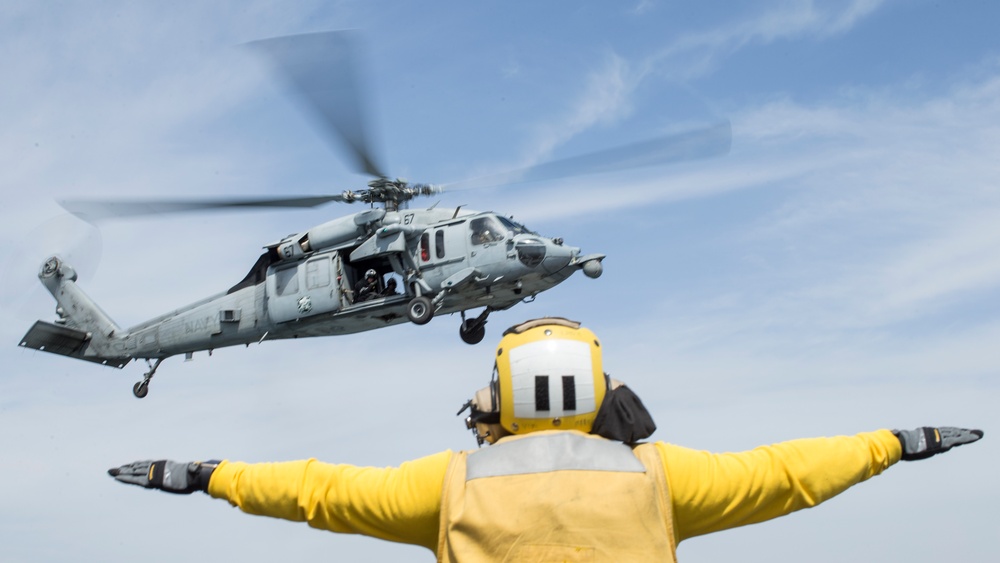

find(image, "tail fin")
[18,256,129,368]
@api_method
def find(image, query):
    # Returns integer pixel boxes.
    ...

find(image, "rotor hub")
[340,178,442,207]
[40,256,61,278]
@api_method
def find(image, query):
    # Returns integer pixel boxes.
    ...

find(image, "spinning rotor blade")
[446,121,732,191]
[58,33,731,222]
[248,31,387,179]
[60,195,348,221]
[61,122,730,220]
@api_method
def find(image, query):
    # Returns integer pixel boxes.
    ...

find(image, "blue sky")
[1,1,998,561]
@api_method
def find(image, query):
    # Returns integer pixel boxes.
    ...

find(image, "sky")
[1,0,998,561]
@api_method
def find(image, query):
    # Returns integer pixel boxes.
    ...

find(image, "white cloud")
[493,59,1000,384]
[521,53,638,164]
[629,0,657,17]
[639,0,886,81]
[484,0,888,194]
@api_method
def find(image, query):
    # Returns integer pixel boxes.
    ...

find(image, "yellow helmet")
[463,318,607,444]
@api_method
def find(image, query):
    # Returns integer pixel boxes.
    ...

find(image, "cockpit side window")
[470,216,506,245]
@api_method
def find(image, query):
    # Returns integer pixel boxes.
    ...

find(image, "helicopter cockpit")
[470,215,537,244]
[465,213,556,270]
[470,215,506,245]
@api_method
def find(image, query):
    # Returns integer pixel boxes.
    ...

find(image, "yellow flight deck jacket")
[208,429,902,561]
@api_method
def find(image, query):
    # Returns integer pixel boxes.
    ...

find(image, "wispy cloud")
[643,0,886,80]
[511,0,887,178]
[502,56,1000,367]
[629,0,657,17]
[520,53,638,164]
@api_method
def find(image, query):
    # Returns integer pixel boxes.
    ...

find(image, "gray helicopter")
[18,32,730,398]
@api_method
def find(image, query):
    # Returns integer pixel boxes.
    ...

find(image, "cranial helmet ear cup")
[467,384,508,445]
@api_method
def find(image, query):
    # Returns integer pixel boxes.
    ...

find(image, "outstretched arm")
[109,451,452,551]
[660,427,981,542]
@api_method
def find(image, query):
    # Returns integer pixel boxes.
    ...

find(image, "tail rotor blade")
[1,214,103,323]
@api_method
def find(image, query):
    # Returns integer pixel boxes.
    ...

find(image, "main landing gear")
[403,290,489,345]
[132,358,163,399]
[406,296,434,325]
[459,309,490,345]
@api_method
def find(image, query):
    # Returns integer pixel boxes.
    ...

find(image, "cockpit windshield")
[496,215,536,236]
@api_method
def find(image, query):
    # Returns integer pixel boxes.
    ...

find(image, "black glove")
[893,427,983,461]
[108,459,219,494]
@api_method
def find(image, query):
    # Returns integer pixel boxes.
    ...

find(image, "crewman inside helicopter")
[470,215,505,245]
[381,277,399,297]
[353,268,380,303]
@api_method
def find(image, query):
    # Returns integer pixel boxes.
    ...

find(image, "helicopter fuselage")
[20,206,603,396]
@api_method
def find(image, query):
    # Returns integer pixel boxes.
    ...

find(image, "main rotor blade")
[60,195,346,221]
[446,121,732,191]
[247,31,387,179]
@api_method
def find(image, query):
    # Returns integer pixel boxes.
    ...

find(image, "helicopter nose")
[513,236,579,274]
[541,241,579,274]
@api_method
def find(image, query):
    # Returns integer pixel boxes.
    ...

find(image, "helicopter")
[18,31,730,398]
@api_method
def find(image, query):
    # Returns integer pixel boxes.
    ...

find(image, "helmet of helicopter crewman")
[463,318,607,445]
[364,268,377,279]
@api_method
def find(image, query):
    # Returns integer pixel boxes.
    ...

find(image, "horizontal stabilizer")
[19,321,128,368]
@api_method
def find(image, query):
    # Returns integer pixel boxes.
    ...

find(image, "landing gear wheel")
[406,296,434,325]
[134,358,164,399]
[459,320,486,345]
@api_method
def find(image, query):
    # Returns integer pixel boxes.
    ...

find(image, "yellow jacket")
[208,429,901,560]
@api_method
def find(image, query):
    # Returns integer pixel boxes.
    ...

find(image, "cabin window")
[435,230,446,258]
[306,258,330,289]
[420,233,430,262]
[275,267,299,296]
[470,216,505,245]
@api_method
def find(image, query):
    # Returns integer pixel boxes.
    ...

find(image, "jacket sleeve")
[206,450,453,551]
[657,429,902,542]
